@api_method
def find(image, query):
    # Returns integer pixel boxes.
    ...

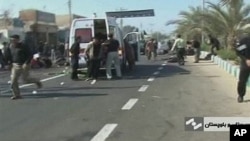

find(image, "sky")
[1,0,250,35]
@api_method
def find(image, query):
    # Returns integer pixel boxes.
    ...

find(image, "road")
[1,55,250,141]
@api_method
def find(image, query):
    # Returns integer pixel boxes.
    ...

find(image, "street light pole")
[202,0,205,44]
[66,0,72,63]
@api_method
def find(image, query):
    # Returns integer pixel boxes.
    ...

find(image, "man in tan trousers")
[6,35,42,100]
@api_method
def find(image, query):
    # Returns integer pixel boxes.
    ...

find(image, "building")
[56,14,85,43]
[19,9,58,45]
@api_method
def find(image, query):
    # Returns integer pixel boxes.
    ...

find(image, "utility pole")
[66,0,72,63]
[202,0,205,44]
[68,0,72,28]
[118,8,127,29]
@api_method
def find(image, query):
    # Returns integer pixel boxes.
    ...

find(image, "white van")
[69,17,126,70]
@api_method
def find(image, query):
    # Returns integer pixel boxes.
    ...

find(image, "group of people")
[70,33,122,84]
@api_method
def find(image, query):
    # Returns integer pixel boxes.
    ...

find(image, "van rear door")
[75,28,93,54]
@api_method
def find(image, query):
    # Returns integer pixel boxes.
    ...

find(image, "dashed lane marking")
[138,85,149,92]
[147,77,155,82]
[122,99,139,110]
[153,71,160,75]
[158,67,163,70]
[90,124,118,141]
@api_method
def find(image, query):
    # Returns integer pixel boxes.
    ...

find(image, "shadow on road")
[19,86,140,93]
[118,64,191,80]
[0,93,108,99]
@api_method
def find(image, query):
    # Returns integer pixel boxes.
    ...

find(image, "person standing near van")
[85,36,102,84]
[6,35,42,100]
[70,36,81,80]
[104,33,122,80]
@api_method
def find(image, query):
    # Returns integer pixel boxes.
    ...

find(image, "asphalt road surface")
[1,55,250,141]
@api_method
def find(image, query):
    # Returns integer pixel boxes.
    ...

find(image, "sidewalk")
[185,56,250,115]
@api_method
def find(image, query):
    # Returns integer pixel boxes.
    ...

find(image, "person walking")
[0,45,5,70]
[146,38,155,60]
[208,34,220,55]
[192,39,201,63]
[6,35,42,100]
[85,36,103,84]
[235,35,250,103]
[171,34,186,65]
[153,39,158,60]
[104,33,122,80]
[70,36,81,80]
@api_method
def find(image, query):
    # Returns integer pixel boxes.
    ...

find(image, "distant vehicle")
[157,42,169,55]
[69,17,127,70]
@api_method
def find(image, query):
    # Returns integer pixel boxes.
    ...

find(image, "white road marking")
[90,124,118,141]
[162,63,167,66]
[153,71,160,75]
[158,67,163,70]
[0,74,66,94]
[122,99,138,110]
[152,96,161,99]
[53,97,59,100]
[41,74,65,82]
[147,77,155,82]
[138,85,149,92]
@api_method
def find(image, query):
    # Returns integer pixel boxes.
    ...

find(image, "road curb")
[200,51,250,86]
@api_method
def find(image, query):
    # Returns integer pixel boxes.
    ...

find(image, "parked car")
[157,43,169,55]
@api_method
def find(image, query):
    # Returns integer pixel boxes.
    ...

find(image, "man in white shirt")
[171,34,185,65]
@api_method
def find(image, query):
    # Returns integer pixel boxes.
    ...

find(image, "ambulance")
[69,17,126,70]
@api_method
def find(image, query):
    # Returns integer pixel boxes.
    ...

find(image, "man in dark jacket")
[192,39,201,63]
[235,35,250,103]
[70,36,81,80]
[0,43,5,69]
[208,34,220,55]
[6,35,42,100]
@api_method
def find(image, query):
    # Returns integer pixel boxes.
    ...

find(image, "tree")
[166,0,250,49]
[203,0,250,49]
[151,32,169,41]
[166,6,204,41]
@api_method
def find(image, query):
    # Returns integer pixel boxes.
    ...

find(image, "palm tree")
[204,0,250,49]
[167,0,250,49]
[166,6,205,41]
[219,0,239,6]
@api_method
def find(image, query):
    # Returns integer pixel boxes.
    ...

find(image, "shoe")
[36,81,43,89]
[85,78,92,81]
[91,79,97,85]
[11,95,23,100]
[238,96,244,103]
